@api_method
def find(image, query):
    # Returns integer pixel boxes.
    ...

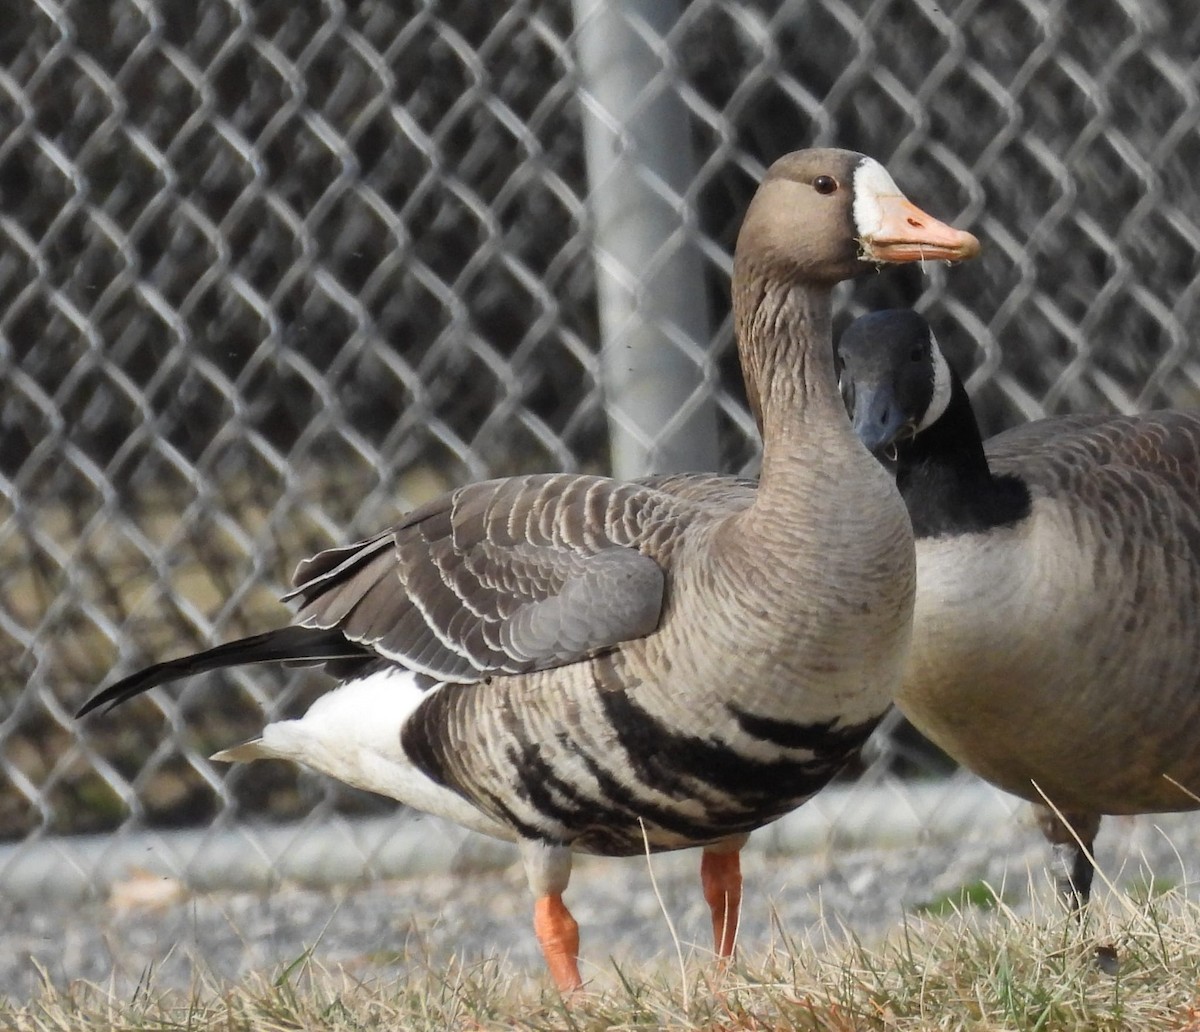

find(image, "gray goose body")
[838,309,1200,909]
[290,459,905,859]
[77,154,980,990]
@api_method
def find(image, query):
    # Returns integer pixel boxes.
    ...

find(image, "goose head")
[837,308,957,455]
[839,309,1021,538]
[735,150,980,287]
[733,150,978,433]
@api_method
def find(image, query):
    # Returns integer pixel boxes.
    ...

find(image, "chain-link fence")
[3,0,1200,899]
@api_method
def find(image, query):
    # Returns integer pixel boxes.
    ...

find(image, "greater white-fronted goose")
[838,308,1200,911]
[77,152,979,990]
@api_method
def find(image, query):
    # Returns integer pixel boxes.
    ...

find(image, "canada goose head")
[838,309,1032,537]
[837,308,956,456]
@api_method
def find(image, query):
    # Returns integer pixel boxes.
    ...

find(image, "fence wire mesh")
[2,0,1200,895]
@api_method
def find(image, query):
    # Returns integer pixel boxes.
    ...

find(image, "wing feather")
[988,412,1200,505]
[285,474,688,682]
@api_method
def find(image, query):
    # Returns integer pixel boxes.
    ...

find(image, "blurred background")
[2,0,1199,900]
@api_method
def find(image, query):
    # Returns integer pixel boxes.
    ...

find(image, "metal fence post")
[571,0,720,478]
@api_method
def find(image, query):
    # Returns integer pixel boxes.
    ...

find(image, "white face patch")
[916,330,954,431]
[851,158,905,241]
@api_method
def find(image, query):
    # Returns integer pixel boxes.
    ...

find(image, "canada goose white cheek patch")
[917,331,954,431]
[851,158,905,242]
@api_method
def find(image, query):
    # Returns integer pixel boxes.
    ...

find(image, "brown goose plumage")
[77,151,979,991]
[838,309,1200,912]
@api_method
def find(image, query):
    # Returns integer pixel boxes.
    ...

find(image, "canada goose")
[77,152,979,991]
[838,308,1200,911]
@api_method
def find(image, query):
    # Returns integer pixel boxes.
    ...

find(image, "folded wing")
[286,473,674,682]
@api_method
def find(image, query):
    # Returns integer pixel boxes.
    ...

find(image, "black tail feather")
[77,626,369,717]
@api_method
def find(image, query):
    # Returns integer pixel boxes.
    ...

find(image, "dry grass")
[4,889,1200,1031]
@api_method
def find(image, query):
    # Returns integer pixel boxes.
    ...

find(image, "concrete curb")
[0,776,1020,902]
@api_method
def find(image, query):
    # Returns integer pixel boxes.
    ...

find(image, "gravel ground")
[2,801,1197,1002]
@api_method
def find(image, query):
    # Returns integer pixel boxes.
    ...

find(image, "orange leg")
[534,893,582,992]
[701,848,743,958]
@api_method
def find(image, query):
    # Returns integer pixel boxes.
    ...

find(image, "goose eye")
[813,175,839,195]
[910,347,923,361]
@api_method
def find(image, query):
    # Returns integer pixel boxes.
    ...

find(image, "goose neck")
[897,378,1031,536]
[734,271,850,486]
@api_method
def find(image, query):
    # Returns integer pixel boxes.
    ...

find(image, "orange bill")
[862,195,980,264]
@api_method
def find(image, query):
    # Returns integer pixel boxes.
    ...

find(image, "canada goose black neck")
[896,371,1032,538]
[838,308,1030,538]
